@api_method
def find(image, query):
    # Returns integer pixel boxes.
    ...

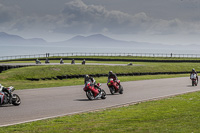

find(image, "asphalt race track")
[0,77,199,127]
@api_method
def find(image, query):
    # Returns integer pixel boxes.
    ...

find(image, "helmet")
[0,84,3,91]
[192,68,195,72]
[85,75,89,79]
[109,71,113,75]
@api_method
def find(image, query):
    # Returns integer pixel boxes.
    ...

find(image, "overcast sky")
[1,0,200,45]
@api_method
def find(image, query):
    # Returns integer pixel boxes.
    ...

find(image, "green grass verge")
[1,90,200,132]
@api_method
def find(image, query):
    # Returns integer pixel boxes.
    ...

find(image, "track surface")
[0,77,199,127]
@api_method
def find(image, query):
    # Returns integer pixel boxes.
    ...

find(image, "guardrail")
[1,52,200,61]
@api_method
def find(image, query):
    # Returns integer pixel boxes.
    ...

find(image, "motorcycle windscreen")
[191,74,197,79]
[0,92,5,104]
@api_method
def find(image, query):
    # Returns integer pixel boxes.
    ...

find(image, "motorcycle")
[190,73,198,86]
[83,81,106,100]
[71,59,75,64]
[82,60,85,65]
[0,86,21,106]
[60,58,64,64]
[35,59,41,64]
[107,78,123,94]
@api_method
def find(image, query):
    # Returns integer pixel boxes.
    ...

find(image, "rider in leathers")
[0,84,11,103]
[190,68,198,83]
[84,75,101,94]
[107,71,118,82]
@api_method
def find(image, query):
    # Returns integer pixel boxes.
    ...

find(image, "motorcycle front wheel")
[119,85,123,94]
[12,94,21,106]
[86,90,95,100]
[109,86,115,95]
[101,89,106,99]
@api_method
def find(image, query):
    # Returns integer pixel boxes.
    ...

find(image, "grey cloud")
[0,4,20,23]
[1,0,200,37]
[54,0,152,34]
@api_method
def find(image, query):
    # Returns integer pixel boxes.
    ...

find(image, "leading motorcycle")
[83,81,106,100]
[190,73,198,86]
[0,85,21,106]
[107,78,123,95]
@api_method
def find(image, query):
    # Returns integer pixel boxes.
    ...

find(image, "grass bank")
[0,74,188,90]
[0,62,198,80]
[1,90,200,132]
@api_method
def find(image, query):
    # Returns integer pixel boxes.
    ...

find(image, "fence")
[1,52,200,61]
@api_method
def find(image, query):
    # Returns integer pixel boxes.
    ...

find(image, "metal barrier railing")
[1,52,200,61]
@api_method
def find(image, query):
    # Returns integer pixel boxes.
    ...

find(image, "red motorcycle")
[83,81,106,100]
[107,78,123,95]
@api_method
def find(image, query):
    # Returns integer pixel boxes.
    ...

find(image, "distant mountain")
[0,32,47,45]
[56,34,132,47]
[68,34,121,43]
[1,32,200,49]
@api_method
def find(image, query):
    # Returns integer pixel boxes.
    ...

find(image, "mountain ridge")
[0,32,200,49]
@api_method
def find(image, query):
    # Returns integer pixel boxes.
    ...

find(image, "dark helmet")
[192,68,195,72]
[85,75,89,79]
[109,71,113,75]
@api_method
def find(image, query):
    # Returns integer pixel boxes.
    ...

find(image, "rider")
[84,75,96,86]
[0,84,11,103]
[71,59,75,64]
[190,68,198,81]
[84,75,100,93]
[108,71,118,82]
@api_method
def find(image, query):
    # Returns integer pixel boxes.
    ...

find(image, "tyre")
[109,86,115,95]
[101,89,106,99]
[86,90,95,100]
[119,85,123,94]
[12,94,21,106]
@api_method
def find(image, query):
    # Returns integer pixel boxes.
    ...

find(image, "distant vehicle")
[71,59,75,64]
[107,78,123,94]
[83,81,106,100]
[45,58,50,64]
[35,59,41,64]
[82,59,85,65]
[60,58,64,64]
[0,86,21,106]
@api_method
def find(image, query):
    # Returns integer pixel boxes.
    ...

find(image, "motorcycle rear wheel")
[12,94,21,106]
[86,90,95,100]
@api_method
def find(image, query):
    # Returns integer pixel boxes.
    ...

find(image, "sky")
[0,0,200,45]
